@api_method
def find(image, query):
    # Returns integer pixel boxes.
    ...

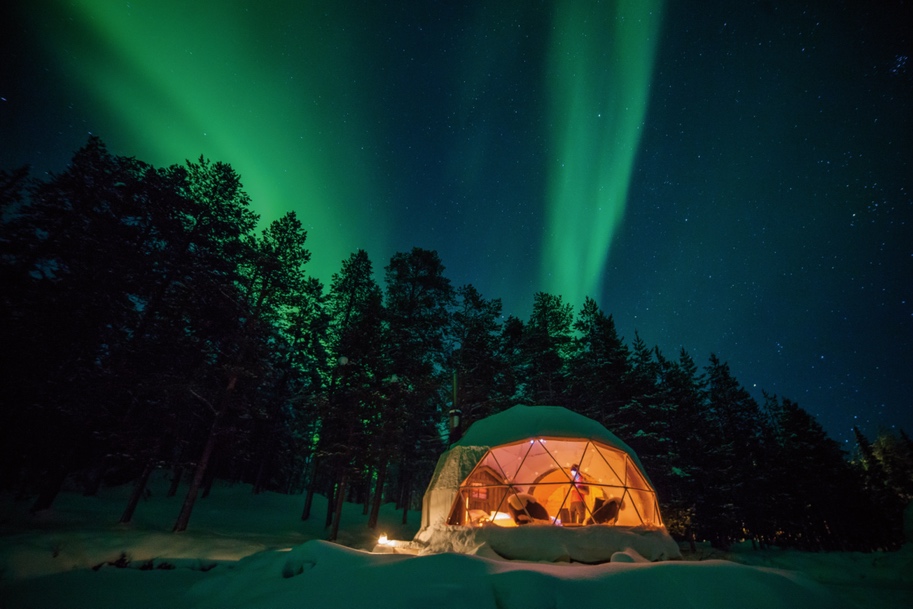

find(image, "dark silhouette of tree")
[852,426,908,548]
[764,397,862,549]
[521,292,573,405]
[497,315,526,405]
[448,284,510,433]
[872,430,913,503]
[239,219,326,496]
[256,275,328,497]
[307,249,385,539]
[610,333,661,447]
[700,353,769,549]
[383,248,453,523]
[654,348,707,549]
[566,297,630,422]
[6,138,909,551]
[0,138,169,511]
[173,211,309,532]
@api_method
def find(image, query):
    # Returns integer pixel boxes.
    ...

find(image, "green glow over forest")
[36,0,391,281]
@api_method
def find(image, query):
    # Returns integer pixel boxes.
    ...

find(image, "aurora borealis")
[9,0,394,279]
[543,0,662,310]
[3,0,912,444]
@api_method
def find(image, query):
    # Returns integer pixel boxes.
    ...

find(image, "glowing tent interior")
[420,405,664,531]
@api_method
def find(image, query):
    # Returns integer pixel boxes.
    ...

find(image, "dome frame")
[445,436,662,528]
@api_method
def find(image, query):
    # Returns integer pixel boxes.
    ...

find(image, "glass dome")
[446,437,662,528]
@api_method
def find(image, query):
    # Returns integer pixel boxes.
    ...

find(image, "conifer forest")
[2,139,910,551]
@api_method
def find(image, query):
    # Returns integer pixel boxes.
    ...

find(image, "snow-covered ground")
[1,472,910,608]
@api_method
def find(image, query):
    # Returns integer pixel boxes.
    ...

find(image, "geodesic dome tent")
[419,405,664,533]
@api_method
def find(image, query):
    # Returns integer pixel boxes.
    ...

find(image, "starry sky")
[3,0,911,445]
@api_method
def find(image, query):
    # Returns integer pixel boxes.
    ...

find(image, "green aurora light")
[8,0,913,455]
[29,0,662,306]
[542,0,663,307]
[32,0,391,283]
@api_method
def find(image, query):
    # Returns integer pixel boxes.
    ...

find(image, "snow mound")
[414,523,681,563]
[182,539,855,609]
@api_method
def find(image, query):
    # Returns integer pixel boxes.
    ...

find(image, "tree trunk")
[362,467,372,515]
[394,464,405,510]
[325,478,337,528]
[329,473,348,541]
[252,436,271,495]
[173,420,218,532]
[120,461,154,524]
[301,458,319,521]
[201,448,220,499]
[401,478,410,525]
[367,459,387,530]
[82,457,108,497]
[167,465,183,498]
[173,372,236,532]
[30,466,68,514]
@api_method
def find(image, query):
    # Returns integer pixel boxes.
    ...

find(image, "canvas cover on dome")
[419,405,665,532]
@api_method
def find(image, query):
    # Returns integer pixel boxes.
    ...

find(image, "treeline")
[1,139,910,549]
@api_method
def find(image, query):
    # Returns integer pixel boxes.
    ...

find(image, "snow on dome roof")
[456,405,633,453]
[453,405,653,486]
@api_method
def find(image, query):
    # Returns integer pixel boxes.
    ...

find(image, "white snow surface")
[1,471,911,609]
[414,522,681,563]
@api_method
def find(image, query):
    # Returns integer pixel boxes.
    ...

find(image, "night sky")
[3,1,911,445]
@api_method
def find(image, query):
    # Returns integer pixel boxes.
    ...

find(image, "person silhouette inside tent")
[568,464,590,524]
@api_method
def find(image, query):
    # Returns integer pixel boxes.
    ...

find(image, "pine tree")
[1,138,171,510]
[566,297,630,422]
[700,354,770,548]
[872,430,913,502]
[768,397,863,550]
[449,284,509,432]
[853,426,907,548]
[241,214,318,495]
[498,315,526,404]
[173,210,308,532]
[521,292,573,406]
[384,248,453,522]
[115,156,262,518]
[655,348,707,549]
[612,332,661,444]
[301,250,385,537]
[269,276,328,496]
